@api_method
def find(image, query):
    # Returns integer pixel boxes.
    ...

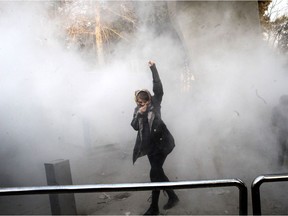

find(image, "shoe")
[163,196,179,210]
[144,206,159,215]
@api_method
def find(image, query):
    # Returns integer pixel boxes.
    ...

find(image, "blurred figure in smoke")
[131,61,179,215]
[272,95,288,167]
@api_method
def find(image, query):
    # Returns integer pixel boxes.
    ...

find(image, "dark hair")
[136,91,150,102]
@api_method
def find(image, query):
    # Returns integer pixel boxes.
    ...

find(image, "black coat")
[131,65,175,164]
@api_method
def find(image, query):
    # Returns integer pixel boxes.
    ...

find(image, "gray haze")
[0,0,288,195]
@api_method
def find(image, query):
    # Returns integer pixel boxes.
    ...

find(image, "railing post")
[251,174,288,215]
[237,179,248,215]
[251,176,263,215]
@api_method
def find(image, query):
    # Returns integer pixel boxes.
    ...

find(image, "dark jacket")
[131,65,175,164]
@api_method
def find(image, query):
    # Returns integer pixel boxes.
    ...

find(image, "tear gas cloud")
[0,1,287,189]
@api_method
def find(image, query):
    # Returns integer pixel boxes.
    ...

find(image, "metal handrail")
[251,173,288,215]
[0,179,248,215]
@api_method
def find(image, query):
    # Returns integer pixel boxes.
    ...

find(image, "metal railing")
[0,179,248,215]
[251,173,288,215]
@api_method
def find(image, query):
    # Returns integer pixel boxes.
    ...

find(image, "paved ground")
[1,143,288,215]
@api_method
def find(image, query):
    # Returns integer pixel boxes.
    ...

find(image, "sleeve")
[150,64,164,103]
[131,108,140,131]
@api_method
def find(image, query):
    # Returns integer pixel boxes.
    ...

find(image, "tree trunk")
[95,4,104,65]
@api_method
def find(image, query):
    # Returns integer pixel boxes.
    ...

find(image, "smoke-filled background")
[1,0,288,214]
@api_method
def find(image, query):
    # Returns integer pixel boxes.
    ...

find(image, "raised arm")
[148,61,163,103]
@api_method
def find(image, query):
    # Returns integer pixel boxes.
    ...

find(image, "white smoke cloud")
[0,1,184,186]
[1,1,288,214]
[166,1,288,183]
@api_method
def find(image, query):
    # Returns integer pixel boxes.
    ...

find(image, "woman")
[131,61,179,215]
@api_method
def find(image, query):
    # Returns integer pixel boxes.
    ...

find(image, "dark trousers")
[148,153,169,183]
[147,153,176,207]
